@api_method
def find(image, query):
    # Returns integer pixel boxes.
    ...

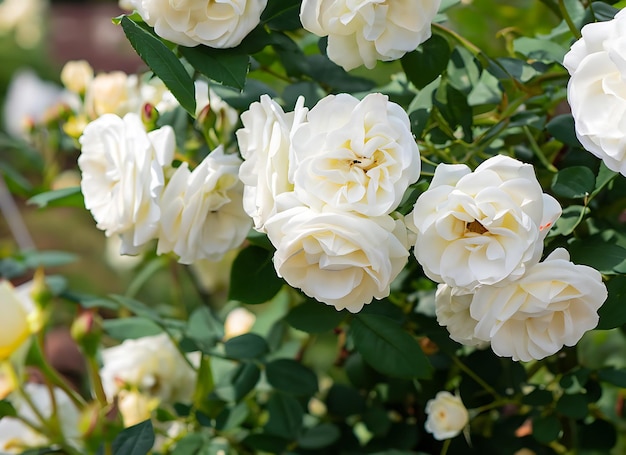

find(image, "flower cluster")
[564,8,626,177]
[409,155,608,361]
[237,93,420,312]
[62,61,251,263]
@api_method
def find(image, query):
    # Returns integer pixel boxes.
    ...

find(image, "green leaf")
[261,0,301,30]
[568,235,626,274]
[550,205,589,237]
[214,361,261,402]
[103,317,162,340]
[28,187,84,208]
[532,414,561,443]
[513,36,566,63]
[229,245,284,305]
[305,54,375,92]
[264,392,304,440]
[224,333,269,360]
[215,402,249,431]
[297,423,341,450]
[521,388,553,406]
[179,46,249,91]
[0,401,17,418]
[556,393,589,419]
[186,306,224,352]
[401,34,451,89]
[546,114,581,148]
[598,367,626,388]
[121,16,196,115]
[21,250,77,268]
[351,314,433,380]
[326,384,366,417]
[242,434,290,453]
[597,276,626,330]
[285,299,346,333]
[265,358,318,396]
[109,420,155,455]
[551,166,595,199]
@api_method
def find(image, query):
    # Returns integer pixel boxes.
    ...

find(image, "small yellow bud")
[60,60,94,95]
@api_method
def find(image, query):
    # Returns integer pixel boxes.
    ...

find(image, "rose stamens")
[466,220,488,235]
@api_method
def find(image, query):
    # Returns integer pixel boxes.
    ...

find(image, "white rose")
[563,9,626,176]
[471,248,607,362]
[424,391,469,441]
[100,333,198,405]
[410,155,562,291]
[78,113,175,254]
[237,95,308,232]
[265,206,410,312]
[84,72,142,118]
[0,281,36,361]
[435,284,488,348]
[157,146,252,264]
[0,383,80,453]
[291,93,420,217]
[60,60,94,95]
[134,0,268,49]
[300,0,440,71]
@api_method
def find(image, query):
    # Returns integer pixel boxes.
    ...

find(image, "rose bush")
[3,0,626,454]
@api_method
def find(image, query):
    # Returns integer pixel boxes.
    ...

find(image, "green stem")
[451,356,502,400]
[33,334,86,409]
[558,0,582,39]
[85,356,112,455]
[440,438,452,455]
[522,125,558,172]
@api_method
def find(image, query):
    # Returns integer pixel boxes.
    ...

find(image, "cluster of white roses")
[236,93,421,312]
[122,0,440,71]
[409,155,607,361]
[564,8,626,177]
[62,60,251,263]
[79,114,251,262]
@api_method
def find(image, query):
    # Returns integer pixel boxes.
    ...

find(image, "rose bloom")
[237,95,308,232]
[563,9,626,176]
[157,146,252,264]
[100,333,199,405]
[83,71,142,119]
[292,93,420,217]
[130,0,268,49]
[0,383,80,453]
[78,113,175,254]
[0,281,37,361]
[424,391,469,441]
[300,0,440,71]
[471,248,607,362]
[435,284,488,348]
[265,204,410,312]
[60,60,94,95]
[410,155,562,291]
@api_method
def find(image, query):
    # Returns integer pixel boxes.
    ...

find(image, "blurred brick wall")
[48,2,144,73]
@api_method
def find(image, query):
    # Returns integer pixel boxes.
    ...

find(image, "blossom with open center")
[410,155,561,291]
[292,93,420,217]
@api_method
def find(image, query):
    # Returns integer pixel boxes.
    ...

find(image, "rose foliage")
[2,0,626,454]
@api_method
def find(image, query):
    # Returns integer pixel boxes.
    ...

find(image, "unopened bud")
[196,103,217,130]
[60,60,94,95]
[141,103,159,130]
[71,309,102,358]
